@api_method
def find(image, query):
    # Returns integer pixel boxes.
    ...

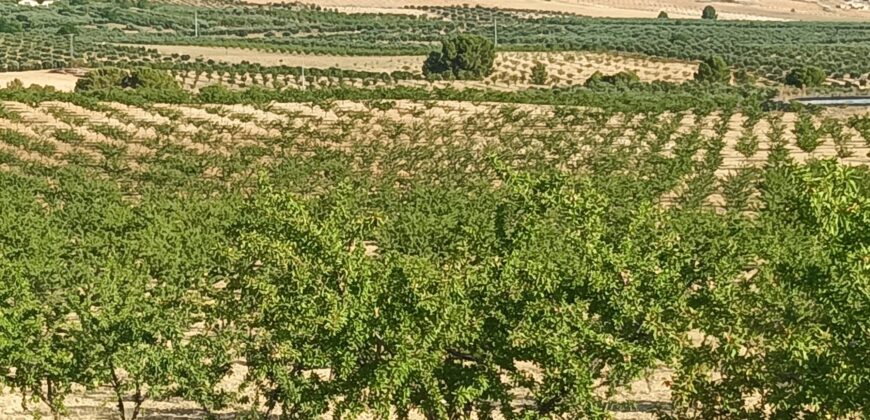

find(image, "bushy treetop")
[423,33,496,81]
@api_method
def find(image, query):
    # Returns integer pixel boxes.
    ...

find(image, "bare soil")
[0,70,80,92]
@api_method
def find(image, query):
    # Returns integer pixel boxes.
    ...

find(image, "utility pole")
[301,65,306,90]
[493,15,498,48]
[69,34,74,59]
[194,10,199,37]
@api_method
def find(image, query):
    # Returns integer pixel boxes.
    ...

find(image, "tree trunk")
[110,366,127,420]
[130,382,144,420]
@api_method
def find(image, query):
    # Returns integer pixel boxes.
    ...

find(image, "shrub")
[75,67,129,91]
[794,111,823,153]
[422,34,495,81]
[658,11,669,19]
[785,66,827,88]
[123,68,181,90]
[0,18,23,34]
[76,68,182,93]
[530,62,548,85]
[198,84,238,103]
[734,69,757,85]
[585,70,641,87]
[56,24,80,36]
[695,56,731,84]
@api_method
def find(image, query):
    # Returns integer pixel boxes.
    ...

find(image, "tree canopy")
[785,66,827,88]
[702,5,718,20]
[423,34,496,80]
[76,67,182,92]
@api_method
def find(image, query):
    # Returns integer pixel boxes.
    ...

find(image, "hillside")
[1,0,870,419]
[291,0,870,21]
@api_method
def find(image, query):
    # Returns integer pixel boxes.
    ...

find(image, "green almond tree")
[670,160,870,418]
[0,176,77,420]
[30,172,233,420]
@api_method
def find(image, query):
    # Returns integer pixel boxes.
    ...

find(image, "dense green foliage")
[786,66,827,88]
[0,81,775,114]
[0,17,24,34]
[702,6,718,20]
[0,0,868,417]
[423,34,496,80]
[75,67,185,103]
[0,91,867,418]
[695,56,731,84]
[585,70,641,88]
[530,61,547,85]
[74,67,129,91]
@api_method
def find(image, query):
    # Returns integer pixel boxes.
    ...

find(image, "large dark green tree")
[423,34,496,80]
[702,5,718,20]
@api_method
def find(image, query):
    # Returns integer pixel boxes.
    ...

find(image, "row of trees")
[0,148,867,419]
[6,0,870,81]
[418,36,827,90]
[694,55,827,88]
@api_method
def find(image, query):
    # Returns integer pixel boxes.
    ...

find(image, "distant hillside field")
[281,0,870,21]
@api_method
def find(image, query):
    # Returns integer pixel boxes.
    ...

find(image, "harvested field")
[0,70,80,92]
